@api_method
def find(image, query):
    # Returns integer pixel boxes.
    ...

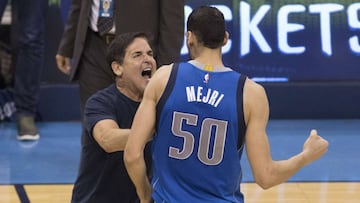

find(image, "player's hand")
[302,129,328,165]
[55,54,71,75]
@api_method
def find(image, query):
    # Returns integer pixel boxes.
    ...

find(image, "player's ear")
[223,31,229,46]
[186,31,194,46]
[111,61,124,77]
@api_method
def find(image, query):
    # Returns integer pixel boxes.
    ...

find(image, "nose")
[142,54,154,64]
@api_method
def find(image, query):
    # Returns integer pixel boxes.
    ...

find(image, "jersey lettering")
[185,86,225,107]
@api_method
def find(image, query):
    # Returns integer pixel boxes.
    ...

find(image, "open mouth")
[141,68,152,79]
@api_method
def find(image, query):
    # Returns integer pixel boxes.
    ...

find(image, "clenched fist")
[302,129,329,165]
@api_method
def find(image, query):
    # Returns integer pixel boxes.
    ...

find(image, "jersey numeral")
[169,111,228,165]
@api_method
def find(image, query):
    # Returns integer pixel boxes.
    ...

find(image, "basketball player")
[124,6,328,203]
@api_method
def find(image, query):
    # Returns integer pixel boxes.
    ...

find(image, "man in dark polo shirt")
[71,32,156,203]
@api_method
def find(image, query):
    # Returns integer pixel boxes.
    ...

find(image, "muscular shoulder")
[145,64,173,102]
[244,79,266,98]
[153,64,173,80]
[243,78,269,124]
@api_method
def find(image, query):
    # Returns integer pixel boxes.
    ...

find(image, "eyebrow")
[131,50,153,56]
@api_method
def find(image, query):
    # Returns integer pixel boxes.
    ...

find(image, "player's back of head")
[187,6,225,49]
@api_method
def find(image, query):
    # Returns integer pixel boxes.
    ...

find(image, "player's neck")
[193,51,223,67]
[189,60,231,72]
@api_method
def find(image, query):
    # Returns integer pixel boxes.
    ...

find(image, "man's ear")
[111,61,123,77]
[186,31,194,46]
[223,31,229,46]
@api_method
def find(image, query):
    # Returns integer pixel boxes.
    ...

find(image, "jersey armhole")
[155,63,180,130]
[237,74,247,149]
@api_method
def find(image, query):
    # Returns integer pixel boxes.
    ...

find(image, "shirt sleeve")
[83,92,116,136]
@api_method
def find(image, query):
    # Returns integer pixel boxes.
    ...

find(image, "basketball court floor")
[0,119,359,202]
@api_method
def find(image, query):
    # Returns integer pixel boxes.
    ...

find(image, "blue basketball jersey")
[152,62,247,203]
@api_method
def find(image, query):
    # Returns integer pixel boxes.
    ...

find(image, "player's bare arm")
[243,79,328,189]
[124,64,173,202]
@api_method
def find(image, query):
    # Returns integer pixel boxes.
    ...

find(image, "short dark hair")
[187,6,225,49]
[106,32,154,67]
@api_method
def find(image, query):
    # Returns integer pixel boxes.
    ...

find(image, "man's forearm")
[124,154,152,201]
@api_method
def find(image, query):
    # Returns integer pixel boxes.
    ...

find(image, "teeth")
[142,68,152,77]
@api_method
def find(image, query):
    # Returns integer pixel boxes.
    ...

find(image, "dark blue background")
[180,0,360,82]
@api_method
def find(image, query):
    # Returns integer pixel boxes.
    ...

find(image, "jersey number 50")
[169,111,228,165]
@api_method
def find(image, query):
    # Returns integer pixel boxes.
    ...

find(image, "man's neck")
[116,83,143,102]
[189,60,232,72]
[192,48,223,67]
